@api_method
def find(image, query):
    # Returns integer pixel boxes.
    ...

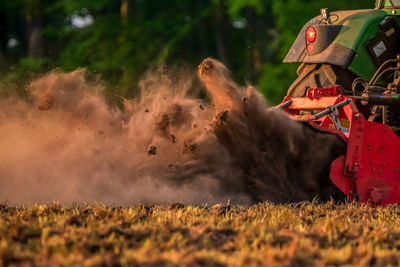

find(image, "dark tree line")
[0,0,371,102]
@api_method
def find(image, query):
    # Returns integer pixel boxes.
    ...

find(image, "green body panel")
[333,10,386,80]
[285,6,400,81]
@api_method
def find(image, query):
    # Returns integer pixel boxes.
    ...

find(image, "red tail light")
[306,26,317,43]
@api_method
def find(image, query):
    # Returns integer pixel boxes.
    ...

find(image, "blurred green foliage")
[0,0,373,103]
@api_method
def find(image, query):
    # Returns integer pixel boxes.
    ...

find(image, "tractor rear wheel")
[287,63,358,97]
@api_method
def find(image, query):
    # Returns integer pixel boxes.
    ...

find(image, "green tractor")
[285,0,400,98]
[278,0,400,205]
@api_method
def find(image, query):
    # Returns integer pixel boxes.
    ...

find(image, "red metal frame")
[280,86,400,206]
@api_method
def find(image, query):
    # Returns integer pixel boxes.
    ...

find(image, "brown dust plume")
[0,59,345,205]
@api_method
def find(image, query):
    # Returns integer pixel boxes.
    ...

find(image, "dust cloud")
[0,58,345,205]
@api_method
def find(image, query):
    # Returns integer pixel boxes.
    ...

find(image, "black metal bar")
[311,99,351,120]
[274,99,293,110]
[355,93,400,106]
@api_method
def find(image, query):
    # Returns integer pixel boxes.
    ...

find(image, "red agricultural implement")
[278,85,400,206]
[281,3,400,206]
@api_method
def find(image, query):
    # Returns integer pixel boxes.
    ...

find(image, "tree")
[0,0,375,102]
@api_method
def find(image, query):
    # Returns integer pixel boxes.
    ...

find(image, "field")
[1,201,400,266]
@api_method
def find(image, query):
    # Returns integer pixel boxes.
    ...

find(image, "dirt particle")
[148,146,157,155]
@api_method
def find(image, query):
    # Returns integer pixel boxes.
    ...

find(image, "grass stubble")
[0,201,400,266]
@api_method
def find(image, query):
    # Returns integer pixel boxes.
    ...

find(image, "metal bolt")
[378,169,382,174]
[369,161,373,164]
[369,187,383,204]
[382,163,386,167]
[354,162,359,166]
[372,168,376,172]
[380,149,384,153]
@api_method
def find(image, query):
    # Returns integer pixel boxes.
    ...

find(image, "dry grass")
[1,200,400,266]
